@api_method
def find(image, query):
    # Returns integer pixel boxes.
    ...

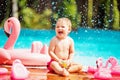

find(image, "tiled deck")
[0,65,120,80]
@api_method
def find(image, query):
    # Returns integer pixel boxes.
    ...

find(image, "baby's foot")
[78,65,82,72]
[62,68,69,77]
[68,65,82,73]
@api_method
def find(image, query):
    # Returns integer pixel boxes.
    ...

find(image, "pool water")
[0,28,120,67]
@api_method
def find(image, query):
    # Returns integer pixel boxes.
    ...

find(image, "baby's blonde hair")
[56,18,72,31]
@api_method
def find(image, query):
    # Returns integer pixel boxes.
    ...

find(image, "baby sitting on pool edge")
[48,17,82,76]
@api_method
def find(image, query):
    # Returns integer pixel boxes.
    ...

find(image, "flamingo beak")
[4,30,10,37]
[4,20,11,37]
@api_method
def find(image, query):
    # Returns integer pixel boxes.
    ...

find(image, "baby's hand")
[61,60,71,68]
[58,59,71,68]
[61,60,68,68]
[65,60,71,67]
[67,60,71,66]
[58,59,63,65]
[58,59,67,68]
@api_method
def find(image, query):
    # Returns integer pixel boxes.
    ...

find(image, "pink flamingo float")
[88,56,120,79]
[11,59,29,79]
[105,56,120,75]
[93,58,112,79]
[0,17,51,66]
[87,57,103,74]
[88,57,112,79]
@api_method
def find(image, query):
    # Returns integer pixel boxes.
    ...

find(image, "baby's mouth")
[58,31,63,34]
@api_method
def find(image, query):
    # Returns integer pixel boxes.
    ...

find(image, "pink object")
[94,67,112,79]
[87,57,112,79]
[4,17,20,50]
[0,17,51,65]
[0,48,11,64]
[40,44,48,54]
[31,41,43,53]
[87,57,103,73]
[105,57,120,75]
[87,66,97,74]
[11,59,29,79]
[0,68,8,74]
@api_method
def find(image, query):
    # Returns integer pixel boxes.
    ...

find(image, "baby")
[48,17,82,76]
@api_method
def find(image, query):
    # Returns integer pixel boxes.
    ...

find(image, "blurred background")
[0,0,120,30]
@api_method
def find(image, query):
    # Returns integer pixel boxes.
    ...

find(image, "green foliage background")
[19,0,52,29]
[0,0,119,30]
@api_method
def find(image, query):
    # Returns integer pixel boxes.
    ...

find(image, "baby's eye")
[56,26,59,28]
[62,26,65,28]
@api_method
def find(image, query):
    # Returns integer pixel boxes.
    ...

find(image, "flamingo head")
[96,57,103,68]
[4,19,12,37]
[3,17,21,49]
[108,57,118,66]
[4,17,20,37]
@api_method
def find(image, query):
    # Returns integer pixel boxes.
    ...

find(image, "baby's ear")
[68,28,71,33]
[68,30,71,34]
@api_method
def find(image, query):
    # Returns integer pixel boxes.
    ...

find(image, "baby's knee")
[62,68,69,76]
[79,64,82,69]
[78,64,83,72]
[50,61,58,68]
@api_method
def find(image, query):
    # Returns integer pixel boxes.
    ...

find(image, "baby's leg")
[68,64,82,73]
[50,61,69,76]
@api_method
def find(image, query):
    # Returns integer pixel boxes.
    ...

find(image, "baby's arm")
[68,38,75,64]
[48,38,62,63]
[61,38,74,68]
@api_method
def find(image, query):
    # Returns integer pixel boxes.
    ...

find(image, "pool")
[0,28,120,67]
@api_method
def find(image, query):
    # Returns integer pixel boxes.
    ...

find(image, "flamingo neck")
[4,19,20,50]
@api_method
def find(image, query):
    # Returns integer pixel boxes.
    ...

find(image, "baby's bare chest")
[56,41,70,51]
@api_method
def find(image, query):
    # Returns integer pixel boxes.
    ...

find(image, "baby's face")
[55,21,70,39]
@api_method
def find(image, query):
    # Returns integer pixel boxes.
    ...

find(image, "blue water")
[0,28,120,67]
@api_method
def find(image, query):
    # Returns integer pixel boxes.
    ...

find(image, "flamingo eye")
[8,20,10,22]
